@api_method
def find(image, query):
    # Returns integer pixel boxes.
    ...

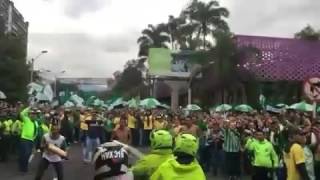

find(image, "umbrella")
[85,96,96,106]
[234,104,254,112]
[140,98,161,109]
[108,98,125,110]
[70,94,84,107]
[214,104,232,112]
[0,91,6,99]
[185,104,202,111]
[64,101,75,108]
[127,98,139,108]
[35,92,50,101]
[275,103,289,109]
[93,99,104,107]
[289,101,313,112]
[157,103,170,109]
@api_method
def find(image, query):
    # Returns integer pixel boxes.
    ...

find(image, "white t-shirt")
[104,171,133,180]
[42,133,66,162]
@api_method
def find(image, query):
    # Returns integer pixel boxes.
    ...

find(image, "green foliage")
[183,0,229,49]
[111,59,148,98]
[137,24,170,56]
[295,25,320,41]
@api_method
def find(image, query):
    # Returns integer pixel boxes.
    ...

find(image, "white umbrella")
[0,91,6,99]
[35,92,50,101]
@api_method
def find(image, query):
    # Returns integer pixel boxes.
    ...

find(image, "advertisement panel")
[148,48,193,78]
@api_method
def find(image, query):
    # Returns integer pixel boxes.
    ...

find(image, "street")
[0,144,250,180]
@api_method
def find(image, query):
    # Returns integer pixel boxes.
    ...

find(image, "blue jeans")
[18,139,34,172]
[211,149,223,175]
[85,137,100,162]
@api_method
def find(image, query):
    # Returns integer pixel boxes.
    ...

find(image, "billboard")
[148,48,193,77]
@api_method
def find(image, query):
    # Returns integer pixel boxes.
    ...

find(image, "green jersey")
[245,138,279,168]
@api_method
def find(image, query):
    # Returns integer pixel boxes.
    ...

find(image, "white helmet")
[93,142,130,180]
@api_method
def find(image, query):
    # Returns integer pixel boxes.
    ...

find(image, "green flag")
[259,94,266,109]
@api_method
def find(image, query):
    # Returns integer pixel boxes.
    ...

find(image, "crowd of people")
[1,100,320,180]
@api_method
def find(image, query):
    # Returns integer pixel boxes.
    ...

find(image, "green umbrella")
[275,103,289,109]
[214,104,232,112]
[64,101,75,108]
[93,99,104,107]
[185,104,202,111]
[317,106,320,112]
[140,98,161,109]
[127,98,139,108]
[85,96,96,106]
[288,101,313,112]
[234,104,254,112]
[157,103,170,109]
[109,98,125,109]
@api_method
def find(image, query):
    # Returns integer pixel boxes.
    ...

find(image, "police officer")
[0,112,11,162]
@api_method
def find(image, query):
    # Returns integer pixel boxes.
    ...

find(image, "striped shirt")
[222,128,241,152]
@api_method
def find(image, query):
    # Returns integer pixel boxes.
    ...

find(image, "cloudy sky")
[12,0,320,78]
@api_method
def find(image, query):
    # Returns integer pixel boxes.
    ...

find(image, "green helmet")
[150,130,173,149]
[174,134,199,156]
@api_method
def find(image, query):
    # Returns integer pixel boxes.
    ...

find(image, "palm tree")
[167,15,213,51]
[183,0,229,49]
[189,32,260,105]
[137,24,170,56]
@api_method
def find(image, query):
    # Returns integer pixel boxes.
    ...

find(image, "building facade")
[0,0,28,49]
[235,35,320,81]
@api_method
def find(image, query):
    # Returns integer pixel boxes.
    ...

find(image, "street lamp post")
[30,50,48,83]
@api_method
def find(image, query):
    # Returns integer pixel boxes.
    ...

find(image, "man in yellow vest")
[127,110,138,146]
[0,115,12,162]
[143,110,153,146]
[0,117,12,162]
[11,118,23,154]
[18,107,38,172]
[150,133,206,180]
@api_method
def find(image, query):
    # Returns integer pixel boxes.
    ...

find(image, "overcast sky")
[12,0,320,78]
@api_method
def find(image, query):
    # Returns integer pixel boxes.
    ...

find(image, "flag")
[259,94,266,109]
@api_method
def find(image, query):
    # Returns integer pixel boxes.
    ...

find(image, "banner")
[148,48,172,75]
[148,49,195,77]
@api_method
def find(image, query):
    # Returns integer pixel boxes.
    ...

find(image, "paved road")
[0,144,247,180]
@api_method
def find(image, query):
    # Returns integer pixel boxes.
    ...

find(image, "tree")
[137,24,170,56]
[167,15,212,51]
[189,32,260,106]
[111,58,148,98]
[0,19,29,102]
[183,0,229,49]
[295,25,320,41]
